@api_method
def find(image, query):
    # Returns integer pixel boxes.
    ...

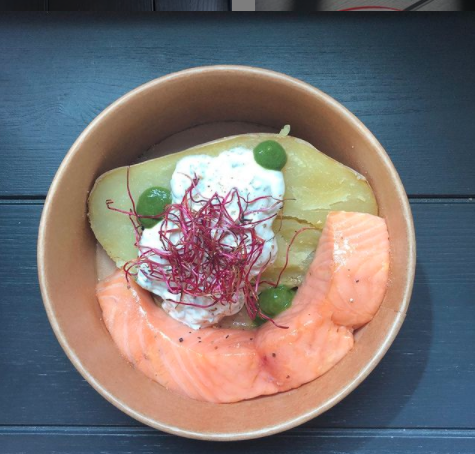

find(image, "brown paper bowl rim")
[37,65,416,441]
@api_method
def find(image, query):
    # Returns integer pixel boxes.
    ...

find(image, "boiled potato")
[88,134,377,285]
[261,216,321,287]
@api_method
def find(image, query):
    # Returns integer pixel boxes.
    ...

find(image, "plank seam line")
[1,427,475,438]
[0,196,46,201]
[408,195,475,200]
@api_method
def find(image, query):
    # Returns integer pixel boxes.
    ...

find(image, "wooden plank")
[0,0,45,10]
[0,201,474,428]
[2,427,475,453]
[156,0,229,10]
[48,0,152,11]
[313,203,475,428]
[0,14,474,197]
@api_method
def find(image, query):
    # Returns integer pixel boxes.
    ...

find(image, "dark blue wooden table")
[1,12,475,453]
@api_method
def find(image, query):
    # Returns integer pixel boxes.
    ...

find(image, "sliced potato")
[88,134,377,285]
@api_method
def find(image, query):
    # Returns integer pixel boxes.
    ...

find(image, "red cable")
[338,6,403,11]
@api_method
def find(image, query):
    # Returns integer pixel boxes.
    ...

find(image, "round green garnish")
[136,187,172,229]
[253,140,288,171]
[254,285,296,326]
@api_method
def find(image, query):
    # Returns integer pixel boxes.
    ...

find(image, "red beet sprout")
[106,167,317,327]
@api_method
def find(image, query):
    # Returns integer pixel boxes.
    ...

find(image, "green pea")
[254,285,296,326]
[253,140,288,171]
[136,187,172,229]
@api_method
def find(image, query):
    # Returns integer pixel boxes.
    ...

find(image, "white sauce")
[136,147,285,330]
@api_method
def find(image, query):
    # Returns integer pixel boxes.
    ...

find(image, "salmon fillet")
[299,211,390,329]
[97,211,389,403]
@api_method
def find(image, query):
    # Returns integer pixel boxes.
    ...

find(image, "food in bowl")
[88,127,390,403]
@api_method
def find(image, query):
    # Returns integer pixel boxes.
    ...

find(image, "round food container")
[38,66,416,441]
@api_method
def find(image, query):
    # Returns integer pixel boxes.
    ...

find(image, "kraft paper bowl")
[38,66,416,441]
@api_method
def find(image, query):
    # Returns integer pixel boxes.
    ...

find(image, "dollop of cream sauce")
[136,147,285,330]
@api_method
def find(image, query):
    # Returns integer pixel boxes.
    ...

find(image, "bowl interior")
[38,66,415,440]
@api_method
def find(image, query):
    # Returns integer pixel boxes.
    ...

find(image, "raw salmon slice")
[97,211,389,403]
